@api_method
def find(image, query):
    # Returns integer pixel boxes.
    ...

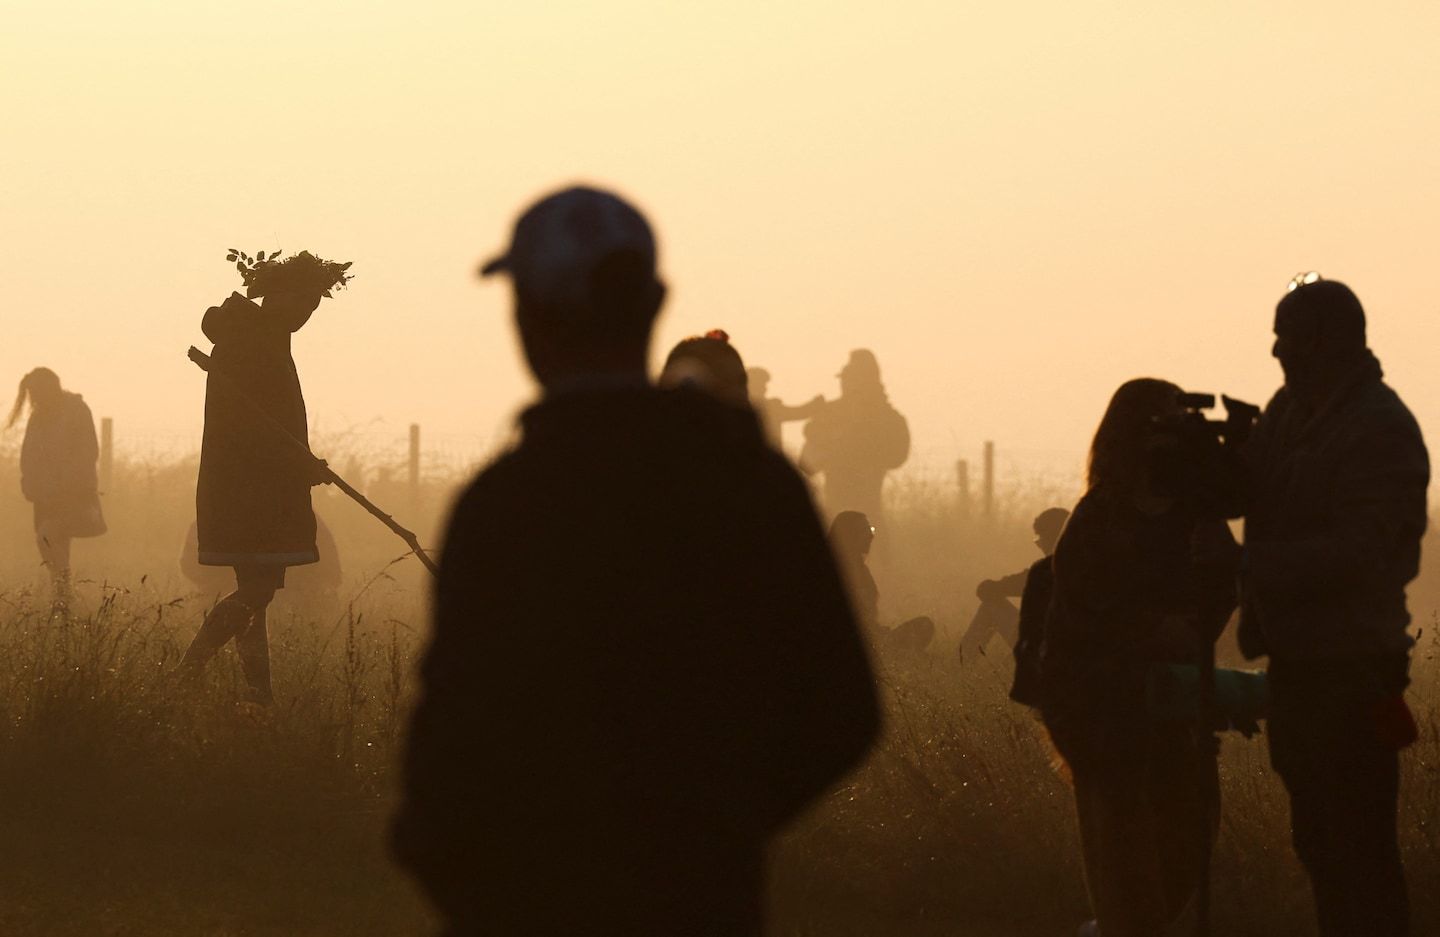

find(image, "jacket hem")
[198,551,318,567]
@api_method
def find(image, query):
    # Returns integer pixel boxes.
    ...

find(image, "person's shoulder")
[1068,487,1108,519]
[1058,488,1124,543]
[440,453,526,561]
[1368,380,1421,423]
[753,440,816,502]
[1351,381,1426,448]
[453,450,524,514]
[1259,386,1289,416]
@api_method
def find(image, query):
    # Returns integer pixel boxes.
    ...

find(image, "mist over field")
[5,2,1440,935]
[2,444,1439,936]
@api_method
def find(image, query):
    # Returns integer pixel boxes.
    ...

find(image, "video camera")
[1148,392,1260,519]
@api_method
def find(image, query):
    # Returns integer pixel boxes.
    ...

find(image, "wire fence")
[0,416,1087,514]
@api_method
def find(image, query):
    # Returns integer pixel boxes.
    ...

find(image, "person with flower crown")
[174,249,351,705]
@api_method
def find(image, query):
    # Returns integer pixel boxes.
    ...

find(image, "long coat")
[195,292,317,567]
[21,391,106,538]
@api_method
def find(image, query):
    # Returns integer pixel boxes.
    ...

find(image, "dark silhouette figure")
[1041,379,1236,937]
[391,186,879,937]
[958,506,1069,661]
[176,252,346,705]
[9,367,106,605]
[829,510,934,654]
[180,516,342,607]
[1238,275,1428,937]
[746,367,824,448]
[658,328,749,406]
[800,349,909,520]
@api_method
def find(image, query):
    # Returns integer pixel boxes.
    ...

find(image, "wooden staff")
[187,346,439,577]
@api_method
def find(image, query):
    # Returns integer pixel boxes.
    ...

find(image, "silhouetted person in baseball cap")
[1236,273,1428,937]
[392,185,879,937]
[801,349,909,522]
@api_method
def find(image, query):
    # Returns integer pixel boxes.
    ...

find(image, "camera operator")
[1236,275,1428,937]
[1040,378,1237,937]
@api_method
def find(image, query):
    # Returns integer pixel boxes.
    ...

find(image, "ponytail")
[7,368,62,429]
[7,376,30,429]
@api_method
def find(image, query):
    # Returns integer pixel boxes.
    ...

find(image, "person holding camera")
[1040,378,1237,937]
[1236,275,1427,937]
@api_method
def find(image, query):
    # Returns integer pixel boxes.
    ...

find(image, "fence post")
[955,459,970,517]
[983,440,995,522]
[100,417,114,492]
[408,423,421,508]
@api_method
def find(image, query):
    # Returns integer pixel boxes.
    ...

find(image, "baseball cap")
[479,186,658,312]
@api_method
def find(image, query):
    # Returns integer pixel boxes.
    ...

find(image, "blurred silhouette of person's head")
[829,510,875,561]
[659,329,749,406]
[838,349,885,400]
[746,367,771,401]
[480,186,666,392]
[1086,378,1182,495]
[1033,507,1070,556]
[7,367,63,427]
[1273,274,1369,404]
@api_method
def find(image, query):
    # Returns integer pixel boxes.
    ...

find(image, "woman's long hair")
[1085,377,1181,493]
[7,368,62,429]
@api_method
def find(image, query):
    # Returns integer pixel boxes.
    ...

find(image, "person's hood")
[201,292,262,344]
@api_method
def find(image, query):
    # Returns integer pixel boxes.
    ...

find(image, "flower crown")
[226,248,354,299]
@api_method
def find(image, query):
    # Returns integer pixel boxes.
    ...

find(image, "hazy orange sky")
[5,2,1440,485]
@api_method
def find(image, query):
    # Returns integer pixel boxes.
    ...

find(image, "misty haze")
[3,3,1439,937]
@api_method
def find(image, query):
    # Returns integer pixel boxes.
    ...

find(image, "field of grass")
[1,448,1438,936]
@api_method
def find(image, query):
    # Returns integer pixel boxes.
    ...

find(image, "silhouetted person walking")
[9,367,106,606]
[176,251,350,705]
[1041,379,1236,937]
[1237,275,1427,937]
[746,367,823,449]
[391,186,879,937]
[829,510,934,654]
[959,506,1069,661]
[800,349,909,521]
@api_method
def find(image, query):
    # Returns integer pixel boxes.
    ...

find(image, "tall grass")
[1,446,1438,935]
